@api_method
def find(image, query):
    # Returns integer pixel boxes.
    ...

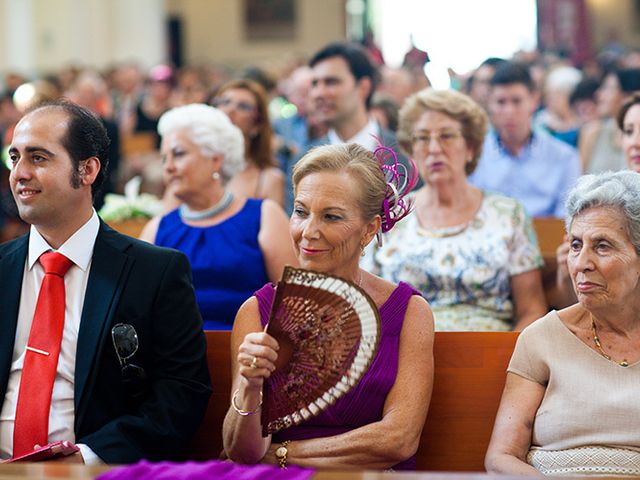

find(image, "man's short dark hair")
[309,41,379,108]
[30,100,110,198]
[569,77,600,106]
[480,57,506,69]
[616,68,640,94]
[490,61,534,91]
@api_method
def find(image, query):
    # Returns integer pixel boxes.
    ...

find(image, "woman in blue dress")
[140,104,297,329]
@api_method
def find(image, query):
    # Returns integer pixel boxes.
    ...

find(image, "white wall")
[165,0,346,66]
[0,0,166,76]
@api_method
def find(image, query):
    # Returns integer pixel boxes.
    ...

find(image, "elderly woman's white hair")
[157,103,245,182]
[545,66,583,94]
[566,170,640,254]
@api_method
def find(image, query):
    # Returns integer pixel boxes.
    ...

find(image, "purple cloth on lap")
[97,460,315,480]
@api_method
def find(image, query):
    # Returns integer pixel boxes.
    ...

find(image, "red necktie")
[12,251,73,458]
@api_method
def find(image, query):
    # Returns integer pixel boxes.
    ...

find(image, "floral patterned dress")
[365,192,543,331]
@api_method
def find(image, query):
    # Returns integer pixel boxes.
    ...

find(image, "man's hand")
[32,442,84,463]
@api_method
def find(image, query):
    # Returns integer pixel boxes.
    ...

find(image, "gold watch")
[275,440,291,469]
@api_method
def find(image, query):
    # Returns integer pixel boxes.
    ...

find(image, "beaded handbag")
[261,266,381,436]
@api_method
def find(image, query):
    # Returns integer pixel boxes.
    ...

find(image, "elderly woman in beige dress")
[486,170,640,476]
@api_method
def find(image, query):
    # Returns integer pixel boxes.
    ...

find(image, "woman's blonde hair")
[292,144,387,221]
[397,88,488,175]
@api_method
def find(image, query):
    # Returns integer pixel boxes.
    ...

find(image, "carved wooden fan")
[261,266,381,437]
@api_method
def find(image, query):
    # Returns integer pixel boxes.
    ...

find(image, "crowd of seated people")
[4,37,640,475]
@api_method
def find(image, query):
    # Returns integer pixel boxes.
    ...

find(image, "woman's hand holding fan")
[260,266,381,437]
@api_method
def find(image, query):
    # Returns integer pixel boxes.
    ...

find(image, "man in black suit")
[0,100,211,464]
[284,41,418,213]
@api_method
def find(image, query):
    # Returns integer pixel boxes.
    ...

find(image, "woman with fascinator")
[223,143,434,470]
[139,104,297,329]
[366,88,547,331]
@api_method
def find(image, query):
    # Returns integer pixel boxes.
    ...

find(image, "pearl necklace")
[179,191,234,221]
[591,315,629,367]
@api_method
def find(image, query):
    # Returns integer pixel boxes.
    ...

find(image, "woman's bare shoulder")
[363,272,420,310]
[262,167,285,184]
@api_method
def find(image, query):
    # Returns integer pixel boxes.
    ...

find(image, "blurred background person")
[370,93,400,133]
[273,66,315,173]
[133,64,175,147]
[140,104,296,329]
[581,67,640,173]
[619,93,640,173]
[110,62,143,138]
[569,77,601,126]
[535,65,583,147]
[466,57,506,113]
[554,93,640,308]
[212,79,285,208]
[469,61,581,218]
[67,70,121,208]
[377,66,416,108]
[366,89,546,331]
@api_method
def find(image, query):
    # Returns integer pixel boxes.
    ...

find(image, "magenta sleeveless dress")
[255,281,421,470]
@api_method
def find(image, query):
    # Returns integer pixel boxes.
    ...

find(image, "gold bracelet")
[231,388,262,416]
[275,440,291,469]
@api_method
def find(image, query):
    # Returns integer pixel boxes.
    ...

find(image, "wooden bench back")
[107,219,147,238]
[533,217,565,259]
[188,330,518,471]
[418,331,518,470]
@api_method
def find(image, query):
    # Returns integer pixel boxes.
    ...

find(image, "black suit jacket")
[0,222,211,463]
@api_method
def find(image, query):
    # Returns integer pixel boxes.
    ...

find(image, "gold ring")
[250,356,258,369]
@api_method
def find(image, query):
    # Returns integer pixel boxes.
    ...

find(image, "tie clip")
[26,346,49,356]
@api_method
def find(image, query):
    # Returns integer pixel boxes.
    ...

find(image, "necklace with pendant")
[591,315,629,367]
[179,191,234,221]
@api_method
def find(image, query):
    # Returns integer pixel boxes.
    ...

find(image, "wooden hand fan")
[261,266,381,437]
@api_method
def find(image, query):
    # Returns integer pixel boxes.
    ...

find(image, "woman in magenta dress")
[223,143,434,470]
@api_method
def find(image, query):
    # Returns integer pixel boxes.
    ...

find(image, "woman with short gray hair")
[140,104,297,329]
[486,170,640,476]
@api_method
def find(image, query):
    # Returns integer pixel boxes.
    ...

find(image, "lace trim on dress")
[528,446,640,476]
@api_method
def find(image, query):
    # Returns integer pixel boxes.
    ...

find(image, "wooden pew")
[188,330,519,471]
[188,330,232,460]
[533,217,566,307]
[417,332,518,471]
[106,219,148,238]
[121,132,157,157]
[532,217,565,260]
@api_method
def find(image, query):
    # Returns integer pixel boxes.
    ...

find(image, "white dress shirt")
[327,117,381,151]
[0,211,101,463]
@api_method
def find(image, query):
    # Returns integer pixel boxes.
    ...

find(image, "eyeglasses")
[111,323,147,396]
[411,130,463,147]
[211,97,257,114]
